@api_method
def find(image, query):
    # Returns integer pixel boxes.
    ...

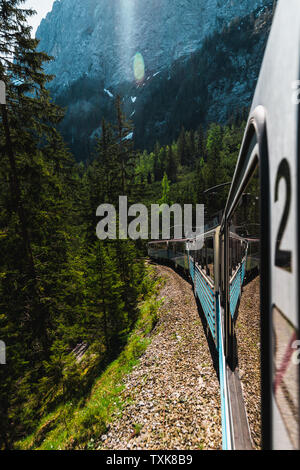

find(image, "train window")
[194,236,215,284]
[228,165,262,449]
[206,237,214,281]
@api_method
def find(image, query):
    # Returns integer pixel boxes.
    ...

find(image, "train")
[148,0,300,450]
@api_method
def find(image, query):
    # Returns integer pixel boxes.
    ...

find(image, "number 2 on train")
[274,158,292,272]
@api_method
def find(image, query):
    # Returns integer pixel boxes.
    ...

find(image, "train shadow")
[243,266,259,286]
[194,295,220,380]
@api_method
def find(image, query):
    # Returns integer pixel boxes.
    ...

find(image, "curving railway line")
[148,0,300,450]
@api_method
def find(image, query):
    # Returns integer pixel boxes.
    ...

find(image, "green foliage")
[159,173,171,206]
[133,121,244,218]
[0,2,153,449]
[16,282,161,450]
[0,1,247,451]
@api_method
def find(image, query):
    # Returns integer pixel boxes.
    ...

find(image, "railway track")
[99,264,222,450]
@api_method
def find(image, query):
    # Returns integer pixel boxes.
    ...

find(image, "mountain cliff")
[37,0,269,91]
[36,0,275,160]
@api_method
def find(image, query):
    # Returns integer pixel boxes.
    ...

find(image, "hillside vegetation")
[1,1,247,450]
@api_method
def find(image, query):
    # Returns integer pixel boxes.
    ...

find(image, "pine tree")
[153,141,165,181]
[195,124,205,159]
[177,127,189,166]
[205,123,223,186]
[165,145,177,183]
[159,173,171,206]
[0,1,77,446]
[186,130,196,165]
[82,118,119,243]
[85,242,126,355]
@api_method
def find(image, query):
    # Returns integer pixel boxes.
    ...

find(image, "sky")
[24,0,55,36]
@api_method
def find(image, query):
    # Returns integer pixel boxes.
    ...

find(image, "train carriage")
[246,0,300,449]
[221,0,300,449]
[148,0,300,450]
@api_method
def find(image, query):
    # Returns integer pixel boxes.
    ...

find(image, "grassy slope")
[17,270,164,450]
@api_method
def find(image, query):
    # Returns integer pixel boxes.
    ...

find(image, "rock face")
[36,0,275,160]
[37,0,268,92]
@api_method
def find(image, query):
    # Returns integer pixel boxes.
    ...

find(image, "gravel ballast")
[99,264,222,450]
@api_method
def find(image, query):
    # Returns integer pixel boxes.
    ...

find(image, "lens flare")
[133,52,145,82]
